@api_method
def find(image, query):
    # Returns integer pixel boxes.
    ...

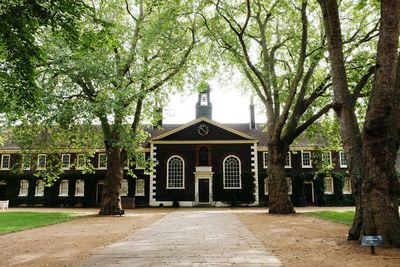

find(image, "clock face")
[197,124,209,136]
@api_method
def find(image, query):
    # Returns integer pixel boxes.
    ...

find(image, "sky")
[163,75,267,124]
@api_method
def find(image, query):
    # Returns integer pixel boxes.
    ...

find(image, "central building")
[146,87,260,206]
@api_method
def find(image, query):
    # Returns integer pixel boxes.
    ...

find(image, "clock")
[197,124,209,136]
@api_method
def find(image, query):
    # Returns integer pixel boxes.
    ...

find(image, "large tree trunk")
[99,147,124,215]
[317,0,365,240]
[268,144,295,214]
[360,0,400,247]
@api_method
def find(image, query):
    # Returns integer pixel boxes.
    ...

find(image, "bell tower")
[195,85,212,119]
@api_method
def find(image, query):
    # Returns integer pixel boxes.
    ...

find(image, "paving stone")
[80,210,282,266]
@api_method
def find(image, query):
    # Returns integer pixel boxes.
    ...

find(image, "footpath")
[80,209,282,266]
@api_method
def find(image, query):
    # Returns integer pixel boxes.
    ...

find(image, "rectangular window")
[324,177,334,194]
[285,152,292,168]
[264,177,269,195]
[286,177,292,195]
[135,152,145,170]
[59,180,69,196]
[75,180,85,196]
[98,153,107,169]
[339,151,348,168]
[301,151,312,168]
[35,180,44,197]
[37,154,46,169]
[61,154,71,170]
[1,154,10,169]
[76,154,85,170]
[22,154,31,170]
[322,151,332,166]
[121,179,128,196]
[263,152,269,169]
[19,180,29,196]
[135,179,145,196]
[343,176,352,194]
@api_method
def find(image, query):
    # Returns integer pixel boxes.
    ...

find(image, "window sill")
[166,187,185,190]
[324,192,334,195]
[18,194,28,197]
[34,194,44,197]
[302,166,312,168]
[59,194,68,197]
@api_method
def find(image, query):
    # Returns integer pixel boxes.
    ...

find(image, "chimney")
[195,84,212,119]
[249,96,256,130]
[152,107,163,128]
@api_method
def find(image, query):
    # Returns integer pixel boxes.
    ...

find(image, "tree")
[318,0,400,246]
[0,0,88,115]
[203,0,334,213]
[17,0,205,215]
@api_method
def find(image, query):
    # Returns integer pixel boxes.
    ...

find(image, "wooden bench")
[0,200,9,211]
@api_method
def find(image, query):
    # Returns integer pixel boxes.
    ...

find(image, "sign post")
[361,236,384,255]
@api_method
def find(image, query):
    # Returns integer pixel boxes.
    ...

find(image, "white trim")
[150,117,257,141]
[286,177,293,195]
[223,155,242,189]
[1,154,11,170]
[301,151,312,168]
[194,166,214,205]
[339,151,348,168]
[284,152,292,168]
[76,154,85,170]
[75,180,85,196]
[18,180,29,196]
[135,179,145,196]
[251,144,259,205]
[59,180,69,196]
[149,144,156,203]
[35,180,44,197]
[343,176,352,194]
[61,154,71,170]
[97,153,107,169]
[151,140,256,145]
[262,152,268,168]
[324,177,334,194]
[166,155,185,189]
[37,154,46,170]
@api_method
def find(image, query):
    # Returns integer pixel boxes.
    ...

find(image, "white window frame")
[135,152,145,170]
[1,154,11,170]
[124,159,129,169]
[35,180,44,197]
[301,151,312,168]
[223,155,242,189]
[324,177,334,194]
[59,180,69,196]
[61,154,71,170]
[264,177,269,195]
[262,152,268,169]
[166,155,185,189]
[37,154,46,170]
[343,176,352,194]
[322,151,332,167]
[284,152,292,168]
[98,153,107,169]
[286,177,293,195]
[18,180,29,196]
[135,179,145,196]
[22,154,31,170]
[121,179,129,196]
[76,154,85,170]
[75,180,85,196]
[339,151,348,168]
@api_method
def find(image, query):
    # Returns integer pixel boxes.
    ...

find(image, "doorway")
[96,181,104,203]
[198,179,210,203]
[304,181,314,204]
[0,180,7,200]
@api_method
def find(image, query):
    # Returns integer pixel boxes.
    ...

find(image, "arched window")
[167,156,185,189]
[223,155,241,189]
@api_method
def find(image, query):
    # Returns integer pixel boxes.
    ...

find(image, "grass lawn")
[306,211,355,225]
[0,212,76,234]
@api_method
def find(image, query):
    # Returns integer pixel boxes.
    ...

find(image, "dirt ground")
[0,208,171,267]
[1,207,400,267]
[237,210,400,267]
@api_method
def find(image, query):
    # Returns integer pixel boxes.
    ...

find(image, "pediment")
[150,117,256,142]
